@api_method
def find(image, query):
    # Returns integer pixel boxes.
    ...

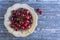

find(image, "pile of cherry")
[9,8,33,31]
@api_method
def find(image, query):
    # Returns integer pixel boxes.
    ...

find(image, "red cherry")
[10,23,15,28]
[20,26,25,30]
[27,24,31,29]
[9,16,14,21]
[24,22,29,27]
[19,20,24,25]
[11,10,16,15]
[10,17,17,22]
[16,13,21,16]
[21,14,25,16]
[15,22,21,27]
[18,24,21,27]
[29,20,33,24]
[36,8,42,14]
[25,20,30,23]
[11,21,15,23]
[25,10,29,15]
[25,15,30,19]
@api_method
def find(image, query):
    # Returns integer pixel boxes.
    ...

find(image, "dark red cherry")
[24,22,29,27]
[27,24,31,29]
[10,23,15,28]
[18,24,21,26]
[21,14,25,16]
[11,10,16,15]
[15,22,20,27]
[16,13,21,16]
[25,15,30,19]
[19,20,24,25]
[9,16,14,21]
[20,26,25,30]
[25,20,30,23]
[25,10,29,15]
[29,20,33,24]
[36,8,42,14]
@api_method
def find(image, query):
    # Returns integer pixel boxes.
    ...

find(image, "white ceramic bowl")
[4,3,38,37]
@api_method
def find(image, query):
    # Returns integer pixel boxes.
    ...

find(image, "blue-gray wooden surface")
[0,0,60,40]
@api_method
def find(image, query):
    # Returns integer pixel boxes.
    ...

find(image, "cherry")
[20,26,25,30]
[36,8,42,15]
[15,22,21,27]
[10,23,15,28]
[25,10,30,15]
[9,16,14,21]
[24,22,29,27]
[19,20,24,25]
[25,20,30,23]
[25,15,30,19]
[10,16,17,22]
[29,19,33,24]
[11,10,16,15]
[21,14,25,17]
[16,13,21,16]
[27,24,31,29]
[18,24,21,28]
